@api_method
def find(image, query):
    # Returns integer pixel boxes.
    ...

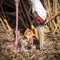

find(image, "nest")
[0,0,60,60]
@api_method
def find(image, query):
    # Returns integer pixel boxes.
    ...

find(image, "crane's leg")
[7,0,19,50]
[14,0,19,48]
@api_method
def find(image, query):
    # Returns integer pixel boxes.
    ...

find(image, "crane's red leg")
[8,0,19,50]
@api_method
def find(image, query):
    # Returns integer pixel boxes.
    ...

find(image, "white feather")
[30,0,47,20]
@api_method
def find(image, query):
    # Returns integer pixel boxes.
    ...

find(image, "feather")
[30,0,47,20]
